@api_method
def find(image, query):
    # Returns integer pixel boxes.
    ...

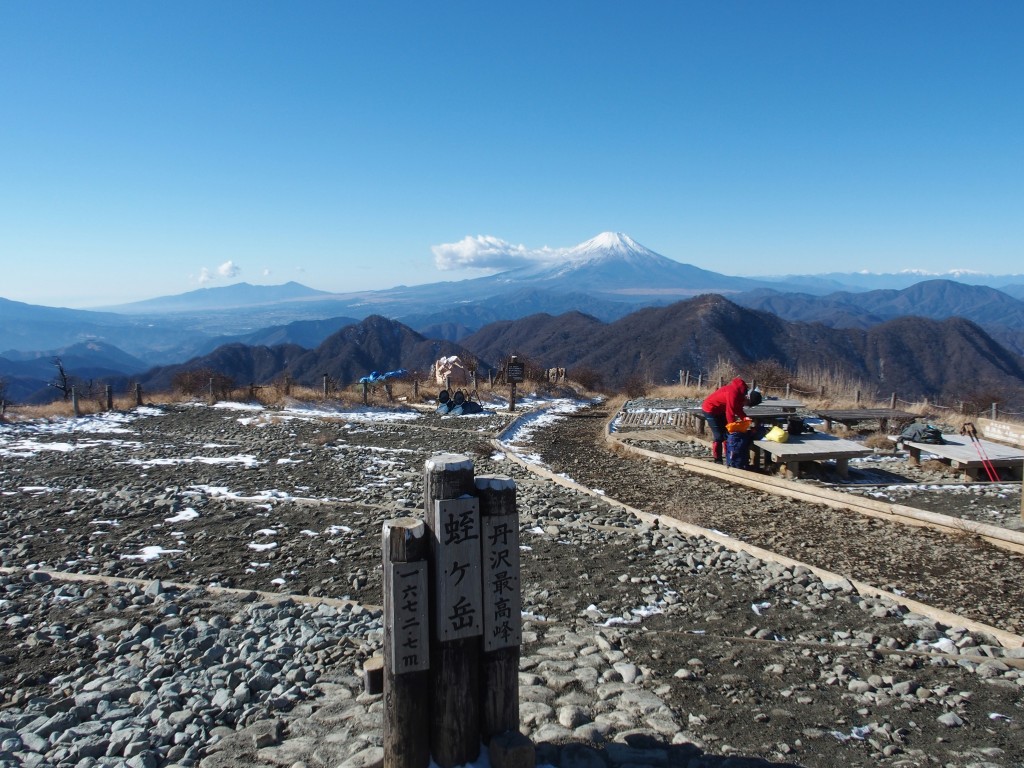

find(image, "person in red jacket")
[701,377,760,463]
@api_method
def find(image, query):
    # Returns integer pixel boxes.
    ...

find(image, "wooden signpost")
[382,455,530,768]
[506,357,525,412]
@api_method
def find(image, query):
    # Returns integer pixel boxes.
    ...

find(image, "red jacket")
[702,377,748,423]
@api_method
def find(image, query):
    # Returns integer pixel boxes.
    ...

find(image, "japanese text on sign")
[482,514,522,651]
[387,561,429,673]
[433,498,482,641]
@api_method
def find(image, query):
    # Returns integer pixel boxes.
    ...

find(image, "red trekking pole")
[960,422,1000,482]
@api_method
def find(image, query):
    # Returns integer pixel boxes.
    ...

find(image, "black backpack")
[900,423,945,444]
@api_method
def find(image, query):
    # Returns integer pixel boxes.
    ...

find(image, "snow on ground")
[2,397,589,568]
[499,398,593,466]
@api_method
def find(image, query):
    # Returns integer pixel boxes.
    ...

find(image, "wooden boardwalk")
[615,410,690,429]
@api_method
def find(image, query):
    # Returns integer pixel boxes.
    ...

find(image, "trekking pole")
[960,422,1000,482]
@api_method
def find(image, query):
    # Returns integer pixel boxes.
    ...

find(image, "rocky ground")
[0,398,1022,768]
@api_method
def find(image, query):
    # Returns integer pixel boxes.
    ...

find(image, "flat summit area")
[1,400,1022,767]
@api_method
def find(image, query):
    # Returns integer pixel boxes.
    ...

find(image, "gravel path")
[1,400,1022,768]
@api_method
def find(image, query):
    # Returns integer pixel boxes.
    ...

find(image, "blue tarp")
[358,369,407,384]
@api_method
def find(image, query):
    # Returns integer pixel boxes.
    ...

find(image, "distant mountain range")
[2,232,1024,405]
[130,298,1024,409]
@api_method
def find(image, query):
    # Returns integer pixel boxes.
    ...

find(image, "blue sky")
[1,2,1021,308]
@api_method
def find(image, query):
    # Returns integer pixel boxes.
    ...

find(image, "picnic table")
[813,408,918,434]
[753,432,873,479]
[887,434,1024,482]
[686,406,796,436]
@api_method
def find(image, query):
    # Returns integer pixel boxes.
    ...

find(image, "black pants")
[703,410,728,459]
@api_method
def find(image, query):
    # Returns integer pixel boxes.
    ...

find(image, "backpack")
[900,423,945,444]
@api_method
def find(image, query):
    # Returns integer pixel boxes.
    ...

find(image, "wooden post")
[855,389,861,404]
[72,387,80,418]
[284,375,291,396]
[105,385,113,411]
[819,385,825,398]
[785,383,791,398]
[323,373,329,398]
[383,518,431,768]
[697,373,702,388]
[718,376,724,389]
[890,392,897,409]
[992,402,998,420]
[509,382,516,412]
[135,383,142,406]
[424,454,482,768]
[363,381,369,404]
[414,379,419,397]
[475,475,522,744]
[684,371,690,387]
[678,370,683,385]
[208,378,215,404]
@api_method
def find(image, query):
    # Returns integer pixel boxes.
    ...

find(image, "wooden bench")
[813,408,918,434]
[887,434,1024,481]
[753,432,873,479]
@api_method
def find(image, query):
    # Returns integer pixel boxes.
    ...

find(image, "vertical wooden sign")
[481,513,521,652]
[388,561,429,672]
[432,497,482,641]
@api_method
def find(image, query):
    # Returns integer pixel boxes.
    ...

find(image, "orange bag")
[725,418,752,433]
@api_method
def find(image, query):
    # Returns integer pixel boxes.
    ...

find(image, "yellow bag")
[764,425,789,443]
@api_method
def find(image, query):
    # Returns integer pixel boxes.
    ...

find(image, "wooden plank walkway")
[616,410,689,429]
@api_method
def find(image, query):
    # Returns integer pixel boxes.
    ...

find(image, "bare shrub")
[570,366,604,393]
[172,368,235,400]
[622,374,649,399]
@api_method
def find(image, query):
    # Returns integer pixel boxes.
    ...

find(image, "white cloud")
[218,260,241,279]
[194,261,242,286]
[262,268,272,277]
[432,235,566,271]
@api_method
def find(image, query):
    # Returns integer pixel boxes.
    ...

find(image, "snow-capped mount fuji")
[488,231,768,296]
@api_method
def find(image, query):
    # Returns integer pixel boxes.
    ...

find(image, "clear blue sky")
[1,1,1021,308]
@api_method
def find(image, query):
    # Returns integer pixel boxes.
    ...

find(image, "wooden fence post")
[105,385,113,411]
[323,374,329,398]
[785,383,791,398]
[855,389,861,405]
[363,381,369,405]
[890,392,897,409]
[718,376,724,389]
[383,518,431,768]
[819,385,825,398]
[425,455,481,768]
[697,373,702,388]
[135,383,143,406]
[208,378,215,404]
[992,402,998,420]
[72,387,80,418]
